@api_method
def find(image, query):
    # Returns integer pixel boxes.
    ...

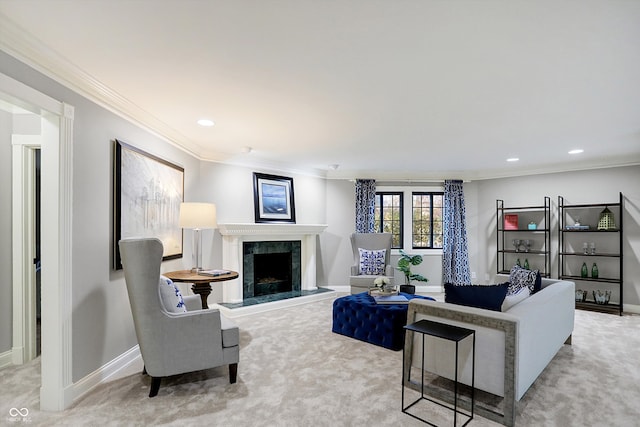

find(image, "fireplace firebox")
[243,240,301,299]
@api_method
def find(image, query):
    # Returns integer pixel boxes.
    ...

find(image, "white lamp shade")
[179,202,217,229]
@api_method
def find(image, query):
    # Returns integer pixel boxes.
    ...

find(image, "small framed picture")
[253,172,296,223]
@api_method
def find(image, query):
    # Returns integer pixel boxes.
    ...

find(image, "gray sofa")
[403,278,575,426]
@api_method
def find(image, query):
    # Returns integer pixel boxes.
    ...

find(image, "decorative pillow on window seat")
[444,283,509,312]
[358,248,387,275]
[159,275,187,313]
[509,265,541,294]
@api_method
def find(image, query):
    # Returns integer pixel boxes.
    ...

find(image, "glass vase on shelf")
[581,262,588,278]
[516,258,521,267]
[591,263,599,279]
[524,259,530,270]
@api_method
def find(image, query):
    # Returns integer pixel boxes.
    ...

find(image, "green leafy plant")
[397,249,429,285]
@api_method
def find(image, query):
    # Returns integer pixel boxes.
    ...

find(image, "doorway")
[2,70,75,411]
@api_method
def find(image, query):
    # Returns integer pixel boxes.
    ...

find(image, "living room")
[1,1,639,425]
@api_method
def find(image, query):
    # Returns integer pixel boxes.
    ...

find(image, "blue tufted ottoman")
[332,292,435,351]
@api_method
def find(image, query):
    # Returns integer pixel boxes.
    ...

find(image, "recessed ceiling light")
[506,158,519,162]
[197,119,215,127]
[568,149,584,155]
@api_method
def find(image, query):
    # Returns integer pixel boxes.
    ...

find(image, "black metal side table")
[402,319,476,427]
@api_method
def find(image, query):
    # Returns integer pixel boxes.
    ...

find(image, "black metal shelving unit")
[496,197,551,277]
[558,192,624,315]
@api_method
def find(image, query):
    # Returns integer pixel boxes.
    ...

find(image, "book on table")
[373,295,409,305]
[199,269,231,277]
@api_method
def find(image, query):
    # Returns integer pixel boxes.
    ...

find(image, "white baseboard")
[0,349,12,369]
[68,345,142,404]
[624,303,640,315]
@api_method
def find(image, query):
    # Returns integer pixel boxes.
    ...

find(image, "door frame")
[2,71,75,411]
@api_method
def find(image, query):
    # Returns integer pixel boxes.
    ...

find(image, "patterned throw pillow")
[159,275,187,313]
[508,265,540,295]
[358,248,386,275]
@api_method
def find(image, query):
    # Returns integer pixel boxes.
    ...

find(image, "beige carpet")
[1,294,639,426]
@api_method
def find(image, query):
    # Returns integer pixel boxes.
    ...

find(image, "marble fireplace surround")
[218,223,328,303]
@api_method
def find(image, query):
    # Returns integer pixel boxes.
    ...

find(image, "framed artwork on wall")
[113,139,184,269]
[253,172,296,223]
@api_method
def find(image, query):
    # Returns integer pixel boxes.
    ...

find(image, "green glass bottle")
[581,262,588,278]
[524,259,530,270]
[516,258,521,267]
[591,263,599,279]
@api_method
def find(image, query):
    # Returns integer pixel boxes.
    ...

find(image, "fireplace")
[218,223,327,303]
[243,240,301,299]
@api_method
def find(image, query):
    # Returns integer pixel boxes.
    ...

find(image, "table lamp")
[179,202,217,273]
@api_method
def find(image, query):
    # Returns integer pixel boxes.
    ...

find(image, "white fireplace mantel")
[218,223,328,303]
[218,223,328,236]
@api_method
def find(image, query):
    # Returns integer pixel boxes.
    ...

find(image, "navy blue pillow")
[444,283,509,312]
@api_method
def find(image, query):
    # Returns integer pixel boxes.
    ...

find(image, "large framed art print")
[113,139,184,269]
[253,172,296,223]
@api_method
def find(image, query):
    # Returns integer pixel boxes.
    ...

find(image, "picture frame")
[113,139,184,270]
[253,172,296,223]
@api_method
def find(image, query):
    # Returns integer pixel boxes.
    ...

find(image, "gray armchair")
[349,233,395,294]
[119,238,239,397]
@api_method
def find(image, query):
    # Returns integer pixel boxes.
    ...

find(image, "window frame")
[411,191,444,250]
[374,191,404,249]
[374,185,444,254]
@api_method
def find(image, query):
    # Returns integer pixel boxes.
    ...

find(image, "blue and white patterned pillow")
[159,275,187,313]
[508,265,539,295]
[358,248,386,275]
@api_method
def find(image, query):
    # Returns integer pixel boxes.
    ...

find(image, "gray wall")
[474,166,640,307]
[0,50,201,380]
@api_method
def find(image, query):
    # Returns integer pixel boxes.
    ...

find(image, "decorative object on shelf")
[524,259,530,270]
[589,242,596,255]
[566,217,589,230]
[583,242,589,255]
[504,214,518,230]
[524,240,531,252]
[516,258,521,267]
[527,222,537,230]
[581,262,588,278]
[597,207,616,230]
[593,290,611,305]
[591,263,599,279]
[512,239,521,252]
[397,249,429,287]
[575,289,587,302]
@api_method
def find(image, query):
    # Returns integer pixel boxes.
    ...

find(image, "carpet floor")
[1,293,639,426]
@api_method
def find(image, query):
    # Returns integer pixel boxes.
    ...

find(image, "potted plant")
[397,249,428,294]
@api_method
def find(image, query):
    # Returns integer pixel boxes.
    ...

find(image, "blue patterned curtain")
[355,179,376,233]
[442,180,471,285]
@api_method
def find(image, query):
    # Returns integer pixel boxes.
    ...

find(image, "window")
[412,192,444,249]
[374,188,444,250]
[374,192,403,248]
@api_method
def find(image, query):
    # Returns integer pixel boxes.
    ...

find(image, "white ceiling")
[1,0,639,181]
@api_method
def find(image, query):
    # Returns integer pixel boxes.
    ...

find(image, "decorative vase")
[516,258,521,267]
[524,259,530,270]
[591,263,599,279]
[581,262,588,278]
